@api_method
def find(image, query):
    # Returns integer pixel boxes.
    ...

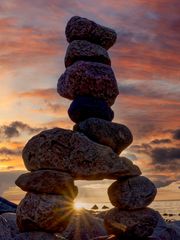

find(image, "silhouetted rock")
[16,192,74,232]
[0,215,12,240]
[61,210,107,240]
[91,204,99,210]
[65,16,117,50]
[15,170,78,198]
[57,61,119,106]
[68,96,114,123]
[0,196,17,214]
[65,40,111,67]
[13,232,57,240]
[22,128,141,180]
[102,205,109,210]
[108,176,157,209]
[104,207,159,239]
[74,118,133,154]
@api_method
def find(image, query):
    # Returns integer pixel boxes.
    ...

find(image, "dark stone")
[104,208,160,239]
[15,170,78,198]
[108,176,157,209]
[0,196,17,214]
[68,96,114,123]
[74,118,133,154]
[22,128,141,180]
[57,61,119,106]
[65,40,111,67]
[65,16,117,50]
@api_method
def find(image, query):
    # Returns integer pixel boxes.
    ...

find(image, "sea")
[80,200,180,221]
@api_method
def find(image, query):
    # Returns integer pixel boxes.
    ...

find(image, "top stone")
[65,16,117,50]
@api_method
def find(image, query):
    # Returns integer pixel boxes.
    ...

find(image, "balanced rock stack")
[15,16,160,239]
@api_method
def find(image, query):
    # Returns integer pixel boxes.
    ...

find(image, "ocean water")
[79,200,180,221]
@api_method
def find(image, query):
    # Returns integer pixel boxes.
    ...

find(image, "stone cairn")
[16,16,160,239]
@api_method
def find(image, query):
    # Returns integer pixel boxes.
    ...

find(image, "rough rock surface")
[57,61,119,106]
[65,16,117,50]
[60,210,107,240]
[68,96,114,123]
[65,40,111,67]
[74,118,133,154]
[104,207,159,239]
[13,232,57,240]
[15,170,78,198]
[22,128,141,180]
[1,213,18,237]
[0,215,12,240]
[16,192,74,232]
[108,176,157,209]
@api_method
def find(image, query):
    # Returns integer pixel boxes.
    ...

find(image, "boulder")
[0,196,17,214]
[104,207,159,239]
[74,118,133,154]
[108,176,157,209]
[68,96,114,123]
[60,210,107,240]
[65,16,117,50]
[16,192,74,232]
[0,213,18,237]
[0,215,12,240]
[15,170,78,198]
[22,128,141,180]
[65,40,111,67]
[57,61,119,106]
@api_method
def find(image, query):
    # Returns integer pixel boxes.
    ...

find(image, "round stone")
[104,208,159,239]
[65,40,111,67]
[57,61,119,106]
[108,176,157,209]
[22,128,141,180]
[65,16,117,50]
[74,118,133,154]
[68,96,114,123]
[15,170,78,198]
[16,193,74,232]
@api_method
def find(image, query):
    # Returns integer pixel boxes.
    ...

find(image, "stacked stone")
[15,16,160,239]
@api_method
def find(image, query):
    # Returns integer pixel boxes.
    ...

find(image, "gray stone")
[65,40,111,67]
[16,192,74,232]
[15,170,78,198]
[0,215,12,240]
[104,207,159,239]
[61,210,107,240]
[74,118,133,154]
[65,16,117,50]
[0,213,19,237]
[13,232,57,240]
[108,176,157,209]
[22,128,141,180]
[57,61,119,106]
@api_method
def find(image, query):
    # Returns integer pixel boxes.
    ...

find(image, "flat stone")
[0,215,12,240]
[108,176,157,209]
[22,128,141,180]
[68,96,114,123]
[74,118,133,154]
[15,170,78,198]
[65,16,117,50]
[65,40,111,67]
[57,61,119,106]
[61,210,107,240]
[16,192,74,232]
[104,208,159,239]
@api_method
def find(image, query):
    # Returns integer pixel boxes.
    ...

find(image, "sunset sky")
[0,0,180,204]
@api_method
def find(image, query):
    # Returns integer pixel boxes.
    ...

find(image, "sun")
[74,201,84,210]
